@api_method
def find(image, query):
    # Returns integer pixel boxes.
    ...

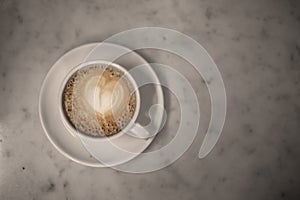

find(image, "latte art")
[63,64,137,137]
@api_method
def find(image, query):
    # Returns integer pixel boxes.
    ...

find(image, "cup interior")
[59,60,141,140]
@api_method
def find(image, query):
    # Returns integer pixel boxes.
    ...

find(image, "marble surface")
[0,0,300,199]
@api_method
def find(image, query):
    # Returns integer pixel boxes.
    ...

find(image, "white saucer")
[39,43,164,167]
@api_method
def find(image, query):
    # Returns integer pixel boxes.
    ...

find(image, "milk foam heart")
[63,64,137,137]
[83,75,128,116]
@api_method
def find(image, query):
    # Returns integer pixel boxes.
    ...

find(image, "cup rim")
[58,60,141,140]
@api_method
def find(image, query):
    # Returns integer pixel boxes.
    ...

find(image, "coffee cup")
[59,60,151,140]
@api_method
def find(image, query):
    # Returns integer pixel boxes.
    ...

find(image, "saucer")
[39,43,164,167]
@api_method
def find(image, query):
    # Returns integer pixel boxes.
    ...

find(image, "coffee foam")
[63,64,136,137]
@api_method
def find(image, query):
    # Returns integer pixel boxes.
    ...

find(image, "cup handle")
[127,123,153,139]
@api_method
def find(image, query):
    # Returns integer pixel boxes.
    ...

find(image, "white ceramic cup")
[59,60,151,140]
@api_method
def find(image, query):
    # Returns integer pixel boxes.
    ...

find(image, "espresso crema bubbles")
[63,64,137,137]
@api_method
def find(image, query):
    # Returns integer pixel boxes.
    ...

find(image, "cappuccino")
[63,64,137,137]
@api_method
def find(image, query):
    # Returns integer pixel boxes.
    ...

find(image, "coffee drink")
[63,64,137,137]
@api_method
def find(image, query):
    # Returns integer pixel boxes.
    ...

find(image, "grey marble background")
[0,0,300,199]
